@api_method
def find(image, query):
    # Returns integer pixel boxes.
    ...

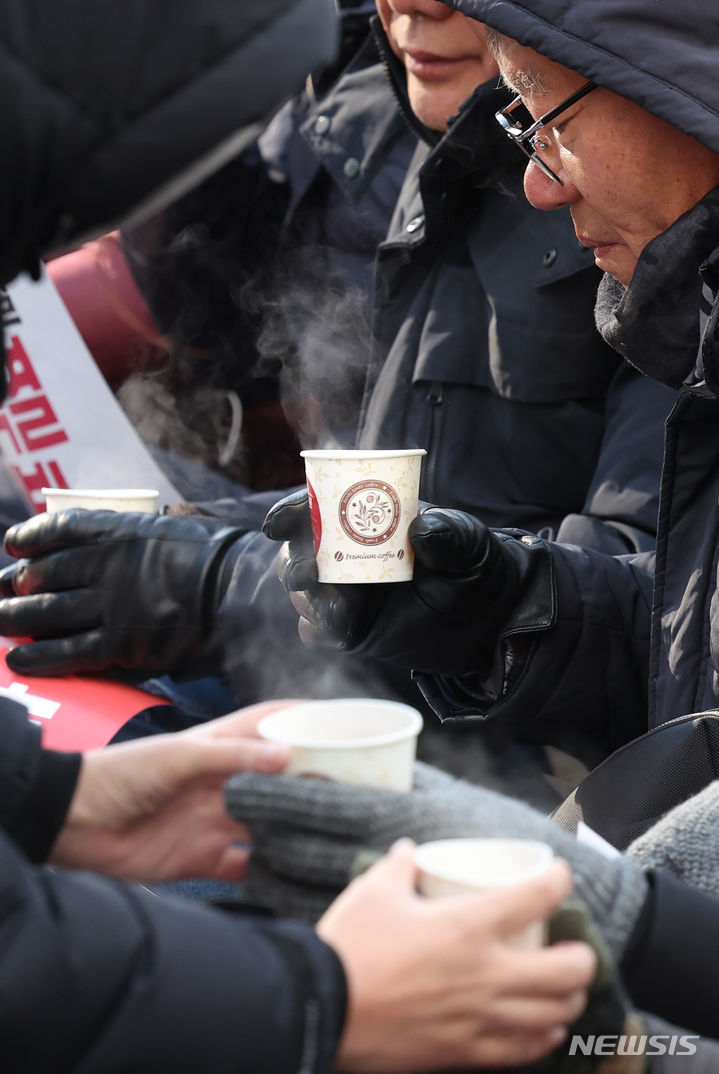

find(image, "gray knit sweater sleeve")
[627,779,719,895]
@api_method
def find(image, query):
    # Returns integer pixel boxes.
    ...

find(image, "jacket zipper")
[423,381,443,500]
[370,17,441,147]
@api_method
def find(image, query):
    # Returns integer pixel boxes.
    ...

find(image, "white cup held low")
[414,838,555,947]
[258,698,423,791]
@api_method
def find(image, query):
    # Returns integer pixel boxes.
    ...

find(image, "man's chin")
[593,248,634,287]
[604,268,630,289]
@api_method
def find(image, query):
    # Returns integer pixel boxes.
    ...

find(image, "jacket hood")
[442,0,719,158]
[0,0,338,285]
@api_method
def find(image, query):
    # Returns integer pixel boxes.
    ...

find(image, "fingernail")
[389,837,415,856]
[570,988,588,1015]
[261,742,290,764]
[548,1026,567,1046]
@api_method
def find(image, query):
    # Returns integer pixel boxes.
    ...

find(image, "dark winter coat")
[358,33,675,552]
[0,703,345,1074]
[0,1,349,1070]
[424,0,719,1035]
[428,0,719,767]
[0,0,337,295]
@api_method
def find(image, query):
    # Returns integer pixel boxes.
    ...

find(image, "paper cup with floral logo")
[301,449,426,583]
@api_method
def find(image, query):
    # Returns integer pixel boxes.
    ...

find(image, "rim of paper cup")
[41,487,160,500]
[257,699,423,749]
[414,839,554,888]
[300,449,426,460]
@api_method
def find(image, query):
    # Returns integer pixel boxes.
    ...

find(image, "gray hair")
[485,26,505,57]
[485,27,548,97]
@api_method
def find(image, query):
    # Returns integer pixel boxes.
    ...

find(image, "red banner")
[0,272,179,513]
[0,639,168,750]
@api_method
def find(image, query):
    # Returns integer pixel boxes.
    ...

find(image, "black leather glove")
[0,510,246,678]
[262,489,556,676]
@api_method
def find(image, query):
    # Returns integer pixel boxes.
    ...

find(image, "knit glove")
[627,779,719,894]
[519,904,645,1074]
[225,761,649,959]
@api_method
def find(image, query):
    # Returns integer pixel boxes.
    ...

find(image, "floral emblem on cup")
[339,480,401,546]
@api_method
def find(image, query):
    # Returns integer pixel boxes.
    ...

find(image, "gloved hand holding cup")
[264,455,555,676]
[0,499,246,678]
[257,696,555,946]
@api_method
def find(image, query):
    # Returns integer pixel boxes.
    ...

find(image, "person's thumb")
[409,508,491,575]
[476,859,574,939]
[177,737,290,783]
[262,489,311,542]
[363,838,419,890]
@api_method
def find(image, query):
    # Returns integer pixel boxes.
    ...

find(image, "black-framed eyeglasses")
[495,81,598,185]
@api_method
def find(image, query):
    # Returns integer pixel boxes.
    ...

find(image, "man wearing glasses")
[265,0,719,775]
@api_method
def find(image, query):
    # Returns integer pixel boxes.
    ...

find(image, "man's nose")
[388,0,454,18]
[523,160,578,211]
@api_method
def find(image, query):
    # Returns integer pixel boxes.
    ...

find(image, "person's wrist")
[47,754,97,868]
[158,526,246,676]
[618,871,656,982]
[13,748,83,863]
[564,847,650,962]
[208,529,251,613]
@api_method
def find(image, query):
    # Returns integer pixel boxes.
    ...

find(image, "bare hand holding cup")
[49,700,295,882]
[320,843,595,1072]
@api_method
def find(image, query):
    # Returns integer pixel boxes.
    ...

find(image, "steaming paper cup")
[301,449,426,583]
[257,698,423,791]
[414,838,555,948]
[42,488,159,513]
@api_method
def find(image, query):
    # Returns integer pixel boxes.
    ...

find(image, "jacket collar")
[595,186,719,390]
[371,16,520,189]
[297,29,409,205]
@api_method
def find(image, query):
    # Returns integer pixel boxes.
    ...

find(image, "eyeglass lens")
[496,81,597,185]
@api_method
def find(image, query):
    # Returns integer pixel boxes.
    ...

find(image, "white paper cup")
[257,698,423,791]
[42,488,159,513]
[301,448,426,583]
[414,838,555,947]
